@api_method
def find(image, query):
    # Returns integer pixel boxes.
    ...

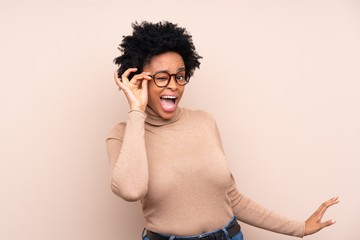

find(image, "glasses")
[150,70,190,87]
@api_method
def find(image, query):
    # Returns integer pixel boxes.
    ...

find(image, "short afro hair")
[114,21,202,80]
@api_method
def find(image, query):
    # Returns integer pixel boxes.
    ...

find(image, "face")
[143,51,185,120]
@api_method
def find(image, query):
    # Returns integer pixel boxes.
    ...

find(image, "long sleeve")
[106,110,149,202]
[105,107,305,236]
[227,173,305,237]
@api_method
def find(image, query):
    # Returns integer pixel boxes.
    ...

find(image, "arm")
[106,69,152,201]
[227,173,305,237]
[227,173,339,237]
[106,110,148,202]
[213,116,338,236]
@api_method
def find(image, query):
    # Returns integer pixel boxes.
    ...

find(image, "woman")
[106,21,338,240]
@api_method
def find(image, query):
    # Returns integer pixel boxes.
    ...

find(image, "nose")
[166,75,178,90]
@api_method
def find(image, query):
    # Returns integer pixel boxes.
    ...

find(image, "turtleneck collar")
[145,105,183,126]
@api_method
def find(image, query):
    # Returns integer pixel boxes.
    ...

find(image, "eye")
[176,71,186,81]
[156,77,168,81]
[155,72,169,81]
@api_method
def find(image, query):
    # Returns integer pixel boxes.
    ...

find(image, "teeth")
[161,96,176,99]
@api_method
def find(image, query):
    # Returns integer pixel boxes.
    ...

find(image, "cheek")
[178,87,185,98]
[147,82,159,104]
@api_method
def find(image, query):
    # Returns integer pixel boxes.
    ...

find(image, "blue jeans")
[142,215,244,240]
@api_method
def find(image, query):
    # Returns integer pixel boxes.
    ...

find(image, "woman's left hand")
[304,196,339,236]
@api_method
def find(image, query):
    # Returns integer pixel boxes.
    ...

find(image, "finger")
[130,72,152,84]
[121,68,138,83]
[130,73,152,89]
[115,74,127,91]
[114,70,123,87]
[320,219,336,229]
[317,197,340,217]
[114,70,132,93]
[131,74,145,87]
[316,197,338,213]
[141,76,149,91]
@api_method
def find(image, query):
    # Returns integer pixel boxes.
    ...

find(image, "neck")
[145,105,182,126]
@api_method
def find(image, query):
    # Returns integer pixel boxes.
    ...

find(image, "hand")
[304,196,339,236]
[114,68,152,112]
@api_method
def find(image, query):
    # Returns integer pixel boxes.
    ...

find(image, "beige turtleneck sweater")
[106,107,305,237]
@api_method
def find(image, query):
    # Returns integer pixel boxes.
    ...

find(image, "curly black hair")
[114,21,202,80]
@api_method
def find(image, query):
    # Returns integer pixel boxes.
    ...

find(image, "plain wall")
[1,0,359,239]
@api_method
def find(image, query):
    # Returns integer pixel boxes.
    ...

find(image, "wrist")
[130,105,146,112]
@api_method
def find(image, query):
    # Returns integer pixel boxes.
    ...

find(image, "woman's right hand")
[114,68,152,112]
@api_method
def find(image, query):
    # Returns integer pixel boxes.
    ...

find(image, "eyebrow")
[154,67,186,75]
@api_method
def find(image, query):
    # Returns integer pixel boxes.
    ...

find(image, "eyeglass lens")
[154,70,187,87]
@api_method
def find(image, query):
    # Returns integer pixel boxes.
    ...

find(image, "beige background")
[1,0,359,239]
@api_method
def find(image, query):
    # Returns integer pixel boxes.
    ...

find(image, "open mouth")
[160,95,177,112]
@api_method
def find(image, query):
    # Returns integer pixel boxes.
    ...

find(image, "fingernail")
[331,219,336,223]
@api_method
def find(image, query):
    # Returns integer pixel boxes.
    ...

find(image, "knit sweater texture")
[106,106,305,237]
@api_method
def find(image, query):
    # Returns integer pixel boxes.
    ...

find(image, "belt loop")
[169,235,175,240]
[221,227,230,240]
[142,228,147,240]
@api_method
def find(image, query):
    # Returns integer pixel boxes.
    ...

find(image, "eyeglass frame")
[149,70,190,88]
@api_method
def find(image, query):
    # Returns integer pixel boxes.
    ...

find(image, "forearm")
[227,173,305,237]
[107,110,149,201]
[233,195,305,237]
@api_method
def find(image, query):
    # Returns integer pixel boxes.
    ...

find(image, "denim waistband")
[142,214,237,239]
